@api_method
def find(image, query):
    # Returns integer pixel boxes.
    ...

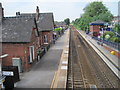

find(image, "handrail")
[92,37,120,51]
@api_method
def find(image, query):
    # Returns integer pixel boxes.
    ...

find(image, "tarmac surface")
[15,30,68,88]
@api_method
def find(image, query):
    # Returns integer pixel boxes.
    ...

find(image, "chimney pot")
[16,12,20,16]
[0,2,4,22]
[0,3,2,7]
[36,6,39,21]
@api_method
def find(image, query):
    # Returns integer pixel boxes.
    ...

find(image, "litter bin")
[2,66,20,90]
[2,66,20,82]
[3,76,14,90]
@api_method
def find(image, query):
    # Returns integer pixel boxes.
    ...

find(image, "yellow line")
[50,30,70,89]
[50,71,57,89]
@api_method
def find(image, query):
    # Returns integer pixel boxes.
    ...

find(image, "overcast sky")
[1,0,119,21]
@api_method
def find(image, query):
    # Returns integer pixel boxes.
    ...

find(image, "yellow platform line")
[50,71,57,89]
[50,29,70,89]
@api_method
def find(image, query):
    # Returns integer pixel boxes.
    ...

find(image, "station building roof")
[89,20,105,25]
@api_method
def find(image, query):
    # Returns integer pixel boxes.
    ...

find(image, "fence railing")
[93,37,120,51]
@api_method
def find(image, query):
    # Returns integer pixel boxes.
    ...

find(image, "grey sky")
[1,0,119,21]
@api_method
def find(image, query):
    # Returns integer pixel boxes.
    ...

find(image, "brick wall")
[42,31,53,44]
[2,44,27,71]
[90,25,94,32]
[2,28,40,71]
[93,25,100,32]
[90,25,100,32]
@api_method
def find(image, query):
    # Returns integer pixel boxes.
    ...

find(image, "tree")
[113,24,120,34]
[73,1,113,30]
[83,2,108,17]
[64,18,70,25]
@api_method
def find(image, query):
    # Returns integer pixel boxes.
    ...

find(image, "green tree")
[83,1,108,17]
[97,11,113,22]
[113,24,120,34]
[73,1,113,31]
[64,18,70,26]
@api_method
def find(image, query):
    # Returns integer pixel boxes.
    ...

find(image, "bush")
[103,31,114,38]
[54,28,62,32]
[105,34,111,40]
[113,24,120,34]
[109,36,120,43]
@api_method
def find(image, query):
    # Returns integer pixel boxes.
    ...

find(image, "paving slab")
[15,30,69,88]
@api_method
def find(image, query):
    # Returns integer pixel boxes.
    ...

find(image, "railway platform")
[51,28,70,88]
[77,30,120,79]
[51,28,119,88]
[15,29,70,88]
[15,28,119,89]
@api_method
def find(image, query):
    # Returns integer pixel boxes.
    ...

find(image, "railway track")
[67,28,87,89]
[67,28,119,89]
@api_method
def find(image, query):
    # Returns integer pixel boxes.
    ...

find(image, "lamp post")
[102,27,104,46]
[101,23,108,46]
[99,25,104,46]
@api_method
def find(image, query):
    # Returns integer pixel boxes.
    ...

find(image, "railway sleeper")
[67,82,72,85]
[74,70,81,72]
[74,77,82,79]
[74,73,82,75]
[73,72,81,74]
[68,74,72,76]
[74,80,83,82]
[68,78,72,81]
[74,85,84,87]
[74,78,83,80]
[74,84,84,87]
[74,78,82,80]
[67,86,73,88]
[74,82,84,84]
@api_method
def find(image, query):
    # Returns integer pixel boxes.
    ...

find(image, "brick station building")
[89,20,105,37]
[0,3,54,72]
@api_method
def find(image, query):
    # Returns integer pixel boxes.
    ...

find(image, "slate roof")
[54,21,66,26]
[1,17,34,43]
[89,20,105,25]
[20,13,54,31]
[1,13,54,43]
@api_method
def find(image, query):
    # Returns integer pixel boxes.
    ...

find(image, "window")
[44,35,48,43]
[29,46,34,63]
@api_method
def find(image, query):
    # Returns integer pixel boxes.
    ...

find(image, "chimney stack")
[0,3,4,22]
[36,6,39,21]
[16,12,20,17]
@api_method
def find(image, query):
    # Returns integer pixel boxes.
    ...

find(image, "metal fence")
[39,48,46,59]
[93,37,120,51]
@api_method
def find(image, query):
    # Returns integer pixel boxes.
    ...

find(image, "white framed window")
[44,35,48,44]
[29,46,34,63]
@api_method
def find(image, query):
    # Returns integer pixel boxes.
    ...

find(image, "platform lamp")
[99,25,104,45]
[104,23,109,31]
[100,23,109,45]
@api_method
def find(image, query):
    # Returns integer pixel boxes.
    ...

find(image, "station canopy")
[89,20,106,25]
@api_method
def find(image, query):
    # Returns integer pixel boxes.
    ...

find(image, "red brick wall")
[90,25,94,32]
[2,44,27,71]
[39,32,43,46]
[90,25,100,32]
[93,25,100,32]
[42,31,53,44]
[30,28,40,60]
[2,28,40,71]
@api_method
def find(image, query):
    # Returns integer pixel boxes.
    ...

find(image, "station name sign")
[2,71,14,76]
